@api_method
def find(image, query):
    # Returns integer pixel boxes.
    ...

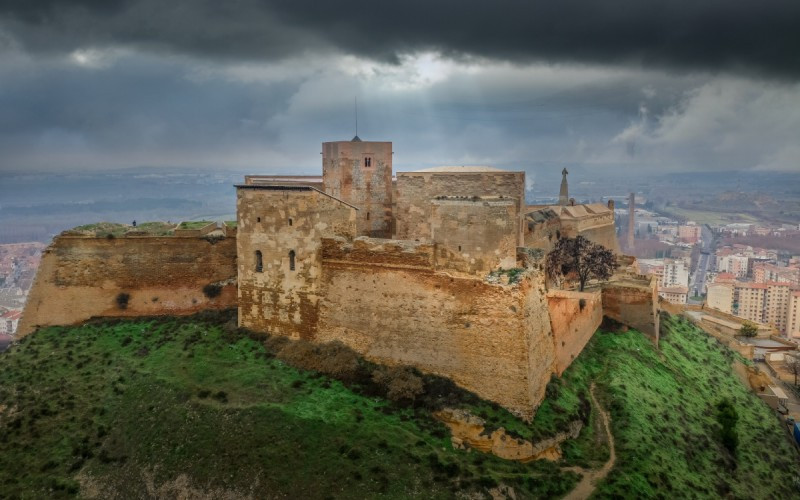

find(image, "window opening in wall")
[257,217,261,223]
[288,218,293,226]
[366,212,370,221]
[289,250,296,271]
[364,157,372,167]
[458,245,462,252]
[255,250,263,273]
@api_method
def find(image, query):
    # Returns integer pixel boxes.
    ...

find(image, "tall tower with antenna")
[321,98,392,237]
[353,97,360,141]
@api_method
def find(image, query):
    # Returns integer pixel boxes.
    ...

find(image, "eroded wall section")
[18,235,237,336]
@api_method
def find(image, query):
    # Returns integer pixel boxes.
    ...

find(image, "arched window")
[255,250,263,273]
[289,250,296,271]
[288,218,293,227]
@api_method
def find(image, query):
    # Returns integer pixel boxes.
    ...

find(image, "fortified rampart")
[236,185,358,339]
[547,290,603,375]
[525,203,620,254]
[316,237,554,419]
[602,273,660,343]
[429,197,519,273]
[18,235,238,336]
[394,169,525,245]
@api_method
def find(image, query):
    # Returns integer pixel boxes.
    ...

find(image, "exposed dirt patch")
[563,383,616,500]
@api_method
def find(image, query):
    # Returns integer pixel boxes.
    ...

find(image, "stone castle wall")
[524,210,561,252]
[524,206,619,255]
[563,220,620,254]
[315,237,554,419]
[429,198,519,274]
[236,186,357,339]
[547,290,603,375]
[18,235,238,336]
[322,141,392,237]
[394,171,525,244]
[602,275,660,343]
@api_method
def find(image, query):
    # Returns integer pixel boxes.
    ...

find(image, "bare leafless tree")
[546,236,617,291]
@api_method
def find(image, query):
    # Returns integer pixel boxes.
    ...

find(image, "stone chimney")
[627,193,635,251]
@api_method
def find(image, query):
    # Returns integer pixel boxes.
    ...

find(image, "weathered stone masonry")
[18,235,238,336]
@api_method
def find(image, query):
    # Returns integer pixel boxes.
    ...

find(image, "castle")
[19,136,657,419]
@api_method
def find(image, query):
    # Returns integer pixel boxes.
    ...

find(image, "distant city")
[625,202,800,336]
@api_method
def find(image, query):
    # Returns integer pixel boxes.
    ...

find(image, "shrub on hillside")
[716,398,739,458]
[372,366,424,403]
[274,338,363,383]
[739,321,758,338]
[545,374,560,399]
[115,293,130,310]
[202,283,223,299]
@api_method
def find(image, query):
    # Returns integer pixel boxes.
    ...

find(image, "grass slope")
[0,312,575,499]
[562,315,799,498]
[1,311,796,499]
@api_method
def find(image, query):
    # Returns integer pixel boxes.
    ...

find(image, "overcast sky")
[1,0,798,175]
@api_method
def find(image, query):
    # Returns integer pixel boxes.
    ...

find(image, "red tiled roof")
[1,310,22,320]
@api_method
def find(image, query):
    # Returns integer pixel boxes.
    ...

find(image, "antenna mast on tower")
[351,97,362,141]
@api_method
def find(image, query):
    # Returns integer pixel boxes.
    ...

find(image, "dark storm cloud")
[1,0,799,78]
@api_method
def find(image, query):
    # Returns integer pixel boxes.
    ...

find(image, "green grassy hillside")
[0,311,797,498]
[0,311,575,499]
[567,315,800,498]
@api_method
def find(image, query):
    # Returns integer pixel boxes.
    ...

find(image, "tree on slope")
[546,235,617,291]
[739,321,758,338]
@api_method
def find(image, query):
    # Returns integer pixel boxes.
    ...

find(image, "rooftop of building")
[549,203,612,218]
[245,175,323,185]
[405,166,508,173]
[737,282,768,289]
[234,184,359,210]
[525,208,559,224]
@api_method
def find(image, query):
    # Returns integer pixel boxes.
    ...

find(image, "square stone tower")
[322,138,393,238]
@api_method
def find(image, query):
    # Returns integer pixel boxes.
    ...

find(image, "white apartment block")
[717,255,749,278]
[707,283,734,314]
[660,286,688,305]
[661,259,690,288]
[708,281,800,336]
[788,292,800,338]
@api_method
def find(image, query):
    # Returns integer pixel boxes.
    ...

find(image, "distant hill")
[0,311,797,498]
